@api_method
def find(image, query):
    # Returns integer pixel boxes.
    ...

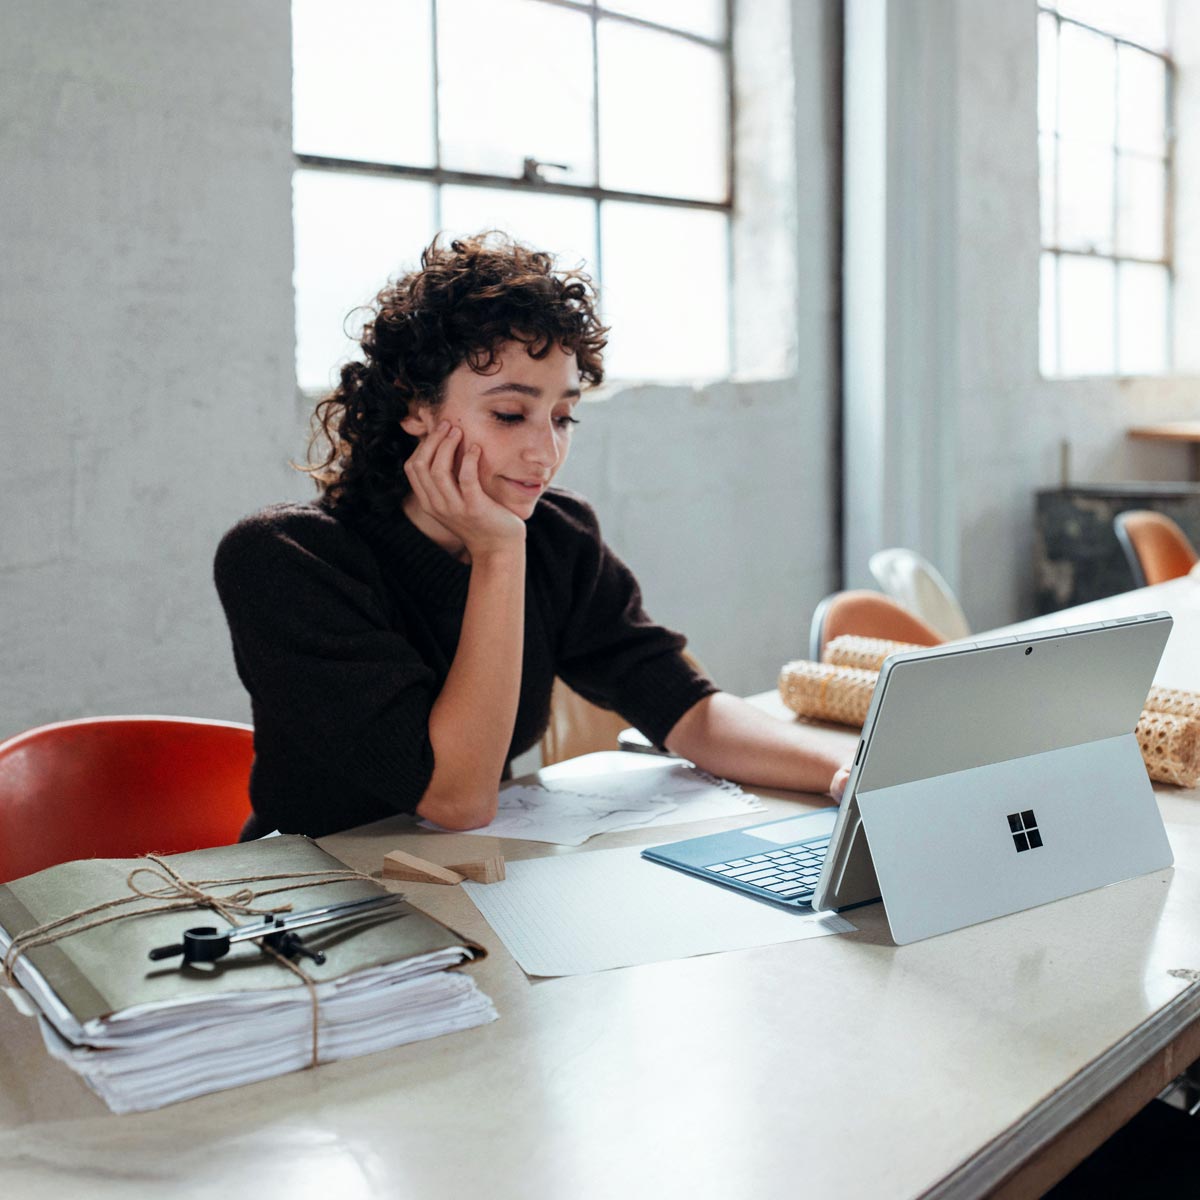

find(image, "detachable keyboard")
[702,836,831,902]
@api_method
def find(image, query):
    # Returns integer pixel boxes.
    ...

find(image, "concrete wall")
[557,0,840,696]
[952,1,1199,632]
[0,1,840,739]
[0,1,301,739]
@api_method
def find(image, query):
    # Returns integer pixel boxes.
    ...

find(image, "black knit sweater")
[213,488,717,836]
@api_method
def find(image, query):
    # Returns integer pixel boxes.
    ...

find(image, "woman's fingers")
[427,425,464,507]
[457,442,483,500]
[407,421,465,515]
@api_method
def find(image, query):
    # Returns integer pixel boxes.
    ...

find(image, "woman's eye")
[491,412,523,425]
[555,415,581,429]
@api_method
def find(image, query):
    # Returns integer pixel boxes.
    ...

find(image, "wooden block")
[446,854,506,884]
[382,850,464,885]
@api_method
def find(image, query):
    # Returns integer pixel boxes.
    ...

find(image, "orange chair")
[0,715,254,883]
[809,590,944,660]
[1113,510,1199,588]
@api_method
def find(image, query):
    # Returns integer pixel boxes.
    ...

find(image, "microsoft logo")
[1007,810,1043,852]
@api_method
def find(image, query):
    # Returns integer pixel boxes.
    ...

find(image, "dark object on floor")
[1044,1098,1200,1197]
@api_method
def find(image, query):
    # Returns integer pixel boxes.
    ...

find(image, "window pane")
[1117,262,1169,374]
[1058,23,1115,146]
[602,0,726,40]
[293,170,436,391]
[292,0,434,166]
[598,21,727,202]
[1053,2,1167,52]
[439,186,597,280]
[1116,153,1165,259]
[1097,0,1168,51]
[1053,1,1118,32]
[1058,254,1114,376]
[1057,139,1113,253]
[1039,133,1057,245]
[1040,253,1059,377]
[600,202,729,380]
[438,0,594,183]
[1117,45,1167,156]
[1038,13,1059,134]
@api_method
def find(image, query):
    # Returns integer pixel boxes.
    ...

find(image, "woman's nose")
[524,420,559,469]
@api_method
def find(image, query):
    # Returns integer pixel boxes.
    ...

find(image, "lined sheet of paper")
[463,845,854,976]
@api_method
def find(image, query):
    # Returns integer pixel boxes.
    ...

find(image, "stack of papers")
[0,837,497,1113]
[425,753,766,846]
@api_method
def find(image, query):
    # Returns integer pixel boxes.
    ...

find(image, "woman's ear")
[400,405,433,438]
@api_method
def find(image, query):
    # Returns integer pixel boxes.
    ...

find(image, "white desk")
[1,578,1199,1198]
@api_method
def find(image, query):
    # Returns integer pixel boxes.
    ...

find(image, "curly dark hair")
[304,231,608,512]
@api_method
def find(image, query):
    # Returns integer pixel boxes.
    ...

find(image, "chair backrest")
[1113,510,1199,588]
[539,679,633,768]
[539,650,707,768]
[867,548,971,641]
[0,715,254,883]
[809,590,944,661]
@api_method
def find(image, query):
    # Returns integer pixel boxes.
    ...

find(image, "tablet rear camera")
[1025,647,1032,655]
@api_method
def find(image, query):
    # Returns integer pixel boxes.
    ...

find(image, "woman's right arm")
[404,423,528,830]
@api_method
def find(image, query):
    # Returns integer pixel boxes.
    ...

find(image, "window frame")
[1037,2,1176,378]
[292,0,737,385]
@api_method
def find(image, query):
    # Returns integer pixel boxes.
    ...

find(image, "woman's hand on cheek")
[404,422,526,558]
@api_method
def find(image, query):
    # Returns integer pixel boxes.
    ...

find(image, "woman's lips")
[502,478,545,495]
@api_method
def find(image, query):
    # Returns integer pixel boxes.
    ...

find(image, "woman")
[216,233,849,837]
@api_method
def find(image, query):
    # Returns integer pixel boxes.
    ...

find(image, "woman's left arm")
[665,692,853,801]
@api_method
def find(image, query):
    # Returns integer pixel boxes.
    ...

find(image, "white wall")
[0,1,301,739]
[843,0,1199,635]
[953,0,1199,632]
[558,0,840,695]
[0,1,840,738]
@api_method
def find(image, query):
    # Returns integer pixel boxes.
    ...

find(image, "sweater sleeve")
[213,507,436,822]
[546,493,719,748]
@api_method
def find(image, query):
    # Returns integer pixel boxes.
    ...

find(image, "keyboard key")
[742,869,780,883]
[765,881,802,892]
[747,855,769,863]
[728,860,751,868]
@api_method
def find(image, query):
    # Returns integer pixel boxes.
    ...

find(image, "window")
[292,0,734,392]
[1038,1,1174,378]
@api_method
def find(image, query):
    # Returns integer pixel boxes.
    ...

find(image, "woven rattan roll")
[778,661,877,727]
[1135,710,1200,788]
[1145,686,1200,722]
[821,635,925,671]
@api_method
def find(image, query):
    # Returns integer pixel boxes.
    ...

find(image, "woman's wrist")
[468,535,526,569]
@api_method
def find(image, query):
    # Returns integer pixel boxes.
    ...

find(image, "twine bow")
[2,856,380,1067]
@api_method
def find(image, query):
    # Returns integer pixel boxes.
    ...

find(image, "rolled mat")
[821,635,926,671]
[779,658,1200,789]
[1146,686,1200,722]
[778,660,878,727]
[1135,710,1200,788]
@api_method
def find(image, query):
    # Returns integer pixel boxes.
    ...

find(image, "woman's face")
[402,340,582,519]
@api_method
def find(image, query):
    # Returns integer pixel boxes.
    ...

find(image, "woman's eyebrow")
[481,382,583,400]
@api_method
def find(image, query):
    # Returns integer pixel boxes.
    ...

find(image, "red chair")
[809,590,944,660]
[1114,510,1199,588]
[0,716,254,883]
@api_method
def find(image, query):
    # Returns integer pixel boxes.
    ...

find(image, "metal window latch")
[522,156,570,184]
[147,894,405,967]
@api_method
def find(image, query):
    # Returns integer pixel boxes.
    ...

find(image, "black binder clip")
[147,894,404,967]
